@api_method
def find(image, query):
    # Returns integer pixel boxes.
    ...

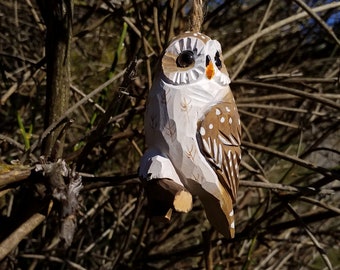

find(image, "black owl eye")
[215,51,222,70]
[176,50,195,68]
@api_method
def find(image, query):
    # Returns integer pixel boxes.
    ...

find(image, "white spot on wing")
[229,117,233,124]
[216,108,221,115]
[220,117,225,123]
[200,127,206,136]
[230,221,235,229]
[229,209,234,216]
[209,123,214,129]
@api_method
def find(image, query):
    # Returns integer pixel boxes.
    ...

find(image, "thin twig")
[20,254,87,270]
[238,103,328,116]
[239,180,333,195]
[223,2,340,59]
[299,196,340,215]
[293,0,340,46]
[153,4,163,52]
[0,201,53,260]
[232,80,340,110]
[238,109,299,129]
[242,141,339,179]
[265,210,339,233]
[285,203,333,270]
[232,0,273,80]
[70,84,105,113]
[0,134,38,162]
[29,69,126,154]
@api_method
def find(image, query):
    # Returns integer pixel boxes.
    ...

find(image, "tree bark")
[38,0,73,159]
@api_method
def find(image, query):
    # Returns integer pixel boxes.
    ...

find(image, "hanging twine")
[190,0,204,32]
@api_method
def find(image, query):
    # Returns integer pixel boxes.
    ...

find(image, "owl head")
[161,32,231,86]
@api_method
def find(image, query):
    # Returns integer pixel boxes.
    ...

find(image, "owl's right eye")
[176,50,195,68]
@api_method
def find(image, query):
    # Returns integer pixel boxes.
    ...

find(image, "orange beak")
[206,59,215,80]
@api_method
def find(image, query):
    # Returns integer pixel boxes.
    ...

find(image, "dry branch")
[223,2,340,59]
[0,201,53,261]
[232,80,340,110]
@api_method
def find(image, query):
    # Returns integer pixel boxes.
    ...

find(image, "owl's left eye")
[176,50,195,68]
[214,51,223,70]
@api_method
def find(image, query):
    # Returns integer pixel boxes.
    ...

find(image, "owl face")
[161,32,231,86]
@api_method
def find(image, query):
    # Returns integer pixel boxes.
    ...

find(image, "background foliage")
[0,0,339,269]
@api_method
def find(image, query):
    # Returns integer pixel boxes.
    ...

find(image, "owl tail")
[186,179,235,238]
[139,149,193,221]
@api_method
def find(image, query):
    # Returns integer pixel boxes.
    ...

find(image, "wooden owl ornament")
[139,32,241,238]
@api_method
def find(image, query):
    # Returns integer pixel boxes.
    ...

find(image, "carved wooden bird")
[140,32,241,238]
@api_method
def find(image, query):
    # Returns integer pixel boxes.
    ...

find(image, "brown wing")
[197,90,241,202]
